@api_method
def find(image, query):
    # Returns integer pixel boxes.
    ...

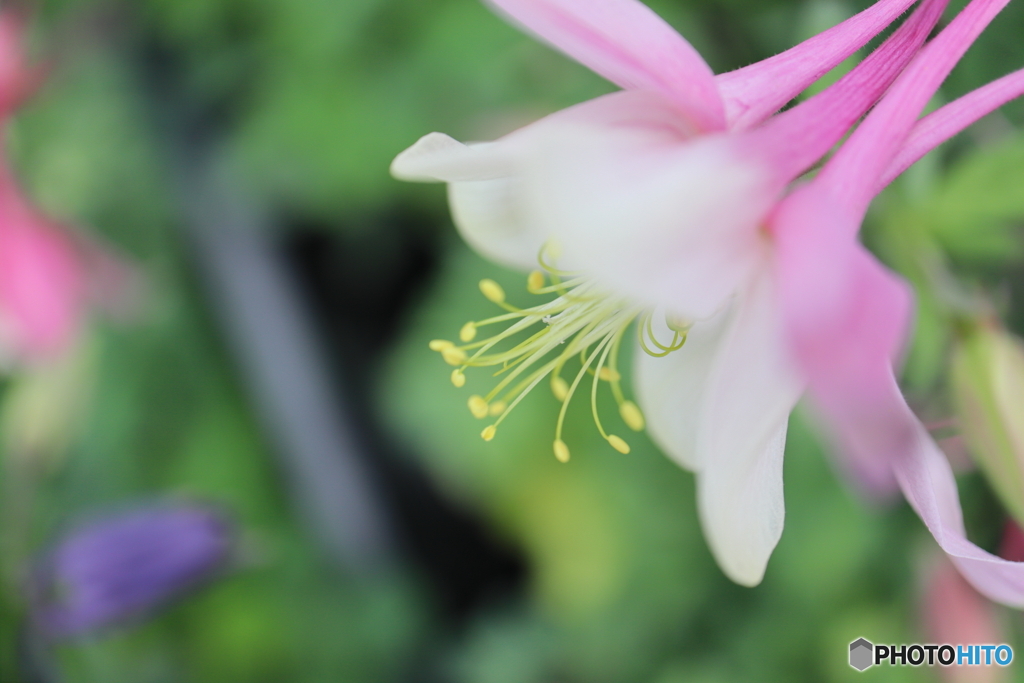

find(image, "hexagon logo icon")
[850,638,874,671]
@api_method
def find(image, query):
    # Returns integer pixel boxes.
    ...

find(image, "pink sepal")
[896,412,1024,608]
[748,0,947,182]
[881,67,1024,190]
[816,0,1012,223]
[717,0,920,130]
[486,0,724,131]
[773,188,913,491]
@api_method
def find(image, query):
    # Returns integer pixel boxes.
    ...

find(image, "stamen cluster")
[430,246,688,462]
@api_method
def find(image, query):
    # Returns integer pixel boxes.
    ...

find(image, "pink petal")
[772,188,913,491]
[881,67,1024,190]
[815,0,1012,223]
[896,408,1024,608]
[717,0,921,130]
[485,0,724,132]
[749,0,948,181]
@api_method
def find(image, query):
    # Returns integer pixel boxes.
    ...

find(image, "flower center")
[430,245,689,462]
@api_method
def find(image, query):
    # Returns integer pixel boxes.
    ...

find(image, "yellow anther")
[527,270,545,292]
[666,315,691,332]
[607,435,630,454]
[434,260,679,456]
[468,395,489,419]
[479,279,506,304]
[545,239,563,260]
[551,376,569,401]
[442,347,467,366]
[460,322,477,342]
[553,439,570,463]
[619,401,645,431]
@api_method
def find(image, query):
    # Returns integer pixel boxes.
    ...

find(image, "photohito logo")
[849,639,873,671]
[849,638,1013,671]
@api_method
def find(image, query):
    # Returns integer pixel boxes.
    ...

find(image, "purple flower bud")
[29,503,234,638]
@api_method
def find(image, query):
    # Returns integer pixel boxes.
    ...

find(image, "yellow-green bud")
[952,325,1024,526]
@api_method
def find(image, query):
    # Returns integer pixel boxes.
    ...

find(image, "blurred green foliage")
[2,25,427,683]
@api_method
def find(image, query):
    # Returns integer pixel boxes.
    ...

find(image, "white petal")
[518,116,780,319]
[390,133,508,182]
[633,305,731,471]
[694,268,804,586]
[447,177,543,272]
[699,419,789,587]
[394,90,752,280]
[392,133,540,271]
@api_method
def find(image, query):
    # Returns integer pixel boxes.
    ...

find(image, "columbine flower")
[29,504,234,638]
[768,0,1024,605]
[393,0,946,584]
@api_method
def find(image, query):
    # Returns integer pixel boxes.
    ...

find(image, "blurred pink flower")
[922,554,1008,683]
[0,162,85,363]
[0,9,128,365]
[0,9,46,117]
